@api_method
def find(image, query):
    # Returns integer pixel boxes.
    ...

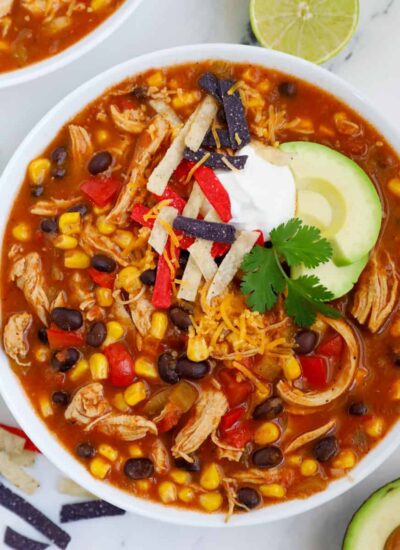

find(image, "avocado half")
[343,479,400,550]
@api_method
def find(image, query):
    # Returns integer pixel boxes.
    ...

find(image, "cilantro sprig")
[241,218,340,327]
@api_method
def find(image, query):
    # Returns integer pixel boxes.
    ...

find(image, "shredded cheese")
[227,80,243,96]
[184,151,211,183]
[231,361,271,396]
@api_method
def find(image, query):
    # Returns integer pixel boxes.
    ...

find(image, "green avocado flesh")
[281,141,382,266]
[343,479,400,550]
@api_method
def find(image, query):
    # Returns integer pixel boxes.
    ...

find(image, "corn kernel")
[333,450,356,470]
[102,321,125,347]
[96,129,110,145]
[90,456,111,479]
[283,356,302,381]
[28,158,51,185]
[246,95,265,109]
[95,287,114,308]
[59,212,81,235]
[200,463,222,490]
[89,353,109,380]
[241,67,259,83]
[54,234,78,250]
[259,484,286,499]
[300,459,318,477]
[388,178,400,199]
[286,454,302,466]
[0,40,10,52]
[98,444,118,462]
[34,346,50,363]
[159,481,177,504]
[113,392,130,412]
[257,80,271,93]
[134,356,158,379]
[128,444,144,458]
[117,266,141,293]
[12,223,32,242]
[178,487,195,503]
[64,250,90,269]
[199,492,223,512]
[187,335,209,362]
[390,379,400,400]
[96,215,116,235]
[172,91,201,109]
[124,381,148,407]
[113,230,135,249]
[93,203,112,215]
[69,359,89,382]
[136,479,150,492]
[365,416,385,438]
[39,396,53,418]
[91,0,111,10]
[147,71,165,87]
[254,422,280,445]
[150,312,168,340]
[170,469,191,485]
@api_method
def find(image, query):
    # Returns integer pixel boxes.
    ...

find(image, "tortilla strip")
[188,240,217,281]
[284,419,336,453]
[148,99,182,128]
[0,451,39,495]
[0,426,25,454]
[178,255,203,302]
[148,205,178,255]
[185,96,218,152]
[182,182,205,218]
[9,450,36,468]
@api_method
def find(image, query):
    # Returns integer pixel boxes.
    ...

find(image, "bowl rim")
[0,0,144,89]
[1,43,400,527]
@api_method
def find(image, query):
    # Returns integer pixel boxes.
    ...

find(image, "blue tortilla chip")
[60,500,125,523]
[219,79,250,150]
[173,216,236,243]
[4,527,49,550]
[0,483,70,549]
[202,128,231,149]
[184,148,247,170]
[198,73,222,102]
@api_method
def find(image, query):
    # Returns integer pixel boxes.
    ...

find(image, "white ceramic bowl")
[1,44,400,527]
[0,0,143,89]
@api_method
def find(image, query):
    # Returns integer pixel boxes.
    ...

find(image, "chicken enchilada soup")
[2,60,400,516]
[0,0,125,73]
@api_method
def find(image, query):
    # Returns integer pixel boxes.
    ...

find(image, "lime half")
[249,0,359,64]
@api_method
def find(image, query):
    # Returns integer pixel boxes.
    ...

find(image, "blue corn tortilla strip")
[0,483,70,549]
[202,128,231,149]
[184,148,247,170]
[60,500,125,523]
[173,216,236,243]
[198,72,222,102]
[219,79,250,150]
[4,527,49,550]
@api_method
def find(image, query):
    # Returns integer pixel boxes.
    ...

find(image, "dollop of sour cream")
[216,142,296,240]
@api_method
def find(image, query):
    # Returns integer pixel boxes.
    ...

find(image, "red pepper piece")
[152,255,173,309]
[131,204,154,228]
[80,177,120,207]
[87,267,115,289]
[194,166,232,222]
[171,159,195,184]
[156,186,186,213]
[317,334,344,358]
[219,369,253,408]
[255,230,264,246]
[223,421,253,448]
[179,235,195,250]
[220,406,246,432]
[157,405,183,433]
[46,328,84,349]
[211,242,231,258]
[104,342,135,387]
[300,355,329,389]
[0,424,41,453]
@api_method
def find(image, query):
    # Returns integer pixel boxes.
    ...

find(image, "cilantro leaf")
[271,218,332,268]
[241,246,285,312]
[285,276,341,327]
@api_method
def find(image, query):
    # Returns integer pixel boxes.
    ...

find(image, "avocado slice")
[343,479,400,550]
[291,255,368,300]
[281,141,382,266]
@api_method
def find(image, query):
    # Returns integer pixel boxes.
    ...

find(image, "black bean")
[174,456,201,472]
[88,151,113,175]
[157,352,179,384]
[68,203,89,217]
[52,391,70,406]
[313,436,339,462]
[176,357,210,380]
[217,107,227,124]
[50,307,83,331]
[37,327,48,344]
[237,487,261,510]
[264,241,272,249]
[76,442,96,459]
[131,86,147,99]
[51,348,80,372]
[179,249,190,268]
[169,306,192,331]
[393,354,400,367]
[252,446,283,468]
[40,218,58,233]
[31,186,44,197]
[278,82,297,97]
[86,322,107,348]
[91,254,116,273]
[124,458,154,480]
[52,167,66,179]
[349,402,368,416]
[295,330,318,355]
[51,146,68,165]
[253,397,284,420]
[215,254,226,266]
[139,269,157,286]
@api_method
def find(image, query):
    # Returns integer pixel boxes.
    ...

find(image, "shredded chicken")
[284,419,336,453]
[212,431,243,462]
[110,105,147,134]
[79,219,130,266]
[129,295,155,336]
[65,383,111,426]
[222,478,247,521]
[107,115,169,226]
[351,252,398,333]
[30,196,81,216]
[172,390,228,461]
[10,253,49,325]
[68,124,93,166]
[233,467,295,486]
[3,312,32,366]
[89,414,157,441]
[0,0,13,18]
[20,0,46,15]
[150,439,170,475]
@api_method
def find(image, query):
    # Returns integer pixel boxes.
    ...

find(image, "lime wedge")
[249,0,359,64]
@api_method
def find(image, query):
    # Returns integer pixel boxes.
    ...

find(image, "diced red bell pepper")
[80,177,120,207]
[194,166,232,222]
[223,421,253,448]
[211,242,231,258]
[152,254,174,309]
[300,355,329,390]
[104,342,135,387]
[220,406,246,432]
[46,328,84,349]
[255,230,264,246]
[87,267,115,289]
[0,424,41,453]
[171,159,195,184]
[317,334,344,358]
[131,204,155,228]
[156,186,186,213]
[179,235,195,250]
[219,369,253,408]
[157,404,183,433]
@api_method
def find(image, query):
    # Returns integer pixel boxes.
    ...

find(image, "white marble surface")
[1,0,400,548]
